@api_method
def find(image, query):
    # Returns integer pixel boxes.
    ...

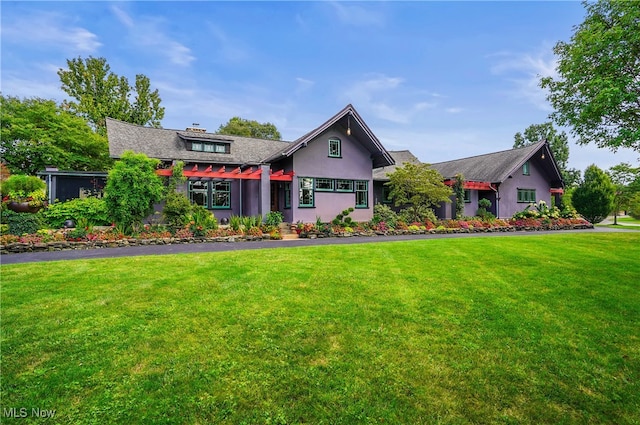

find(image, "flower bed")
[0,216,594,255]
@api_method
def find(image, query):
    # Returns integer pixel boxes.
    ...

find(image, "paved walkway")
[1,225,634,265]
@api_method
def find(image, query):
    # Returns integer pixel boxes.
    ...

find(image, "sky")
[1,1,638,173]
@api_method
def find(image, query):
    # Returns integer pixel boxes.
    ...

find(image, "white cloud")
[1,11,101,53]
[489,47,557,111]
[111,6,195,66]
[328,1,386,27]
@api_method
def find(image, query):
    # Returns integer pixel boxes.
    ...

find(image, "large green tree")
[104,151,165,232]
[540,0,640,152]
[58,56,165,135]
[608,162,640,224]
[0,95,111,174]
[572,164,615,224]
[217,117,282,140]
[386,162,452,211]
[513,122,581,186]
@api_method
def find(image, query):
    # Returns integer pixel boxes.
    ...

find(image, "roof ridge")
[431,140,545,165]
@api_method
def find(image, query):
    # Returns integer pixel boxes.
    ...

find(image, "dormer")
[177,132,233,154]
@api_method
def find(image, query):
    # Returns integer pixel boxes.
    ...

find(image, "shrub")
[265,211,284,227]
[163,191,192,230]
[188,205,218,237]
[398,205,437,225]
[4,210,41,235]
[572,164,615,224]
[629,193,640,219]
[41,197,110,228]
[104,151,164,232]
[372,204,398,228]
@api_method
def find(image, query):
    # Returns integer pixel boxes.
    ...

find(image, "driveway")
[0,226,632,265]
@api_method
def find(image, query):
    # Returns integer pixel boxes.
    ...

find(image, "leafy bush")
[41,197,110,228]
[476,198,493,219]
[398,205,437,225]
[104,151,164,232]
[265,211,284,227]
[163,190,192,230]
[188,205,218,237]
[372,204,398,228]
[1,174,46,198]
[629,193,640,220]
[5,210,42,235]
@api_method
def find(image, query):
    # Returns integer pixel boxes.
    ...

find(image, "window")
[523,161,530,175]
[464,189,471,203]
[212,181,231,209]
[336,179,353,192]
[190,141,229,154]
[189,181,208,206]
[284,182,291,208]
[315,178,334,191]
[382,185,392,204]
[328,138,341,158]
[517,189,536,203]
[299,177,314,207]
[355,180,368,208]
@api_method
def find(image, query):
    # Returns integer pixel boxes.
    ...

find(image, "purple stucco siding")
[291,128,374,223]
[498,161,553,218]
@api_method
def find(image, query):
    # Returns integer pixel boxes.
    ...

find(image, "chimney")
[185,123,207,133]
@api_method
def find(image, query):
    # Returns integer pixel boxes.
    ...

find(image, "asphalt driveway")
[0,226,631,265]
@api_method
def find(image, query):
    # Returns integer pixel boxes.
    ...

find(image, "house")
[106,104,395,224]
[373,141,564,220]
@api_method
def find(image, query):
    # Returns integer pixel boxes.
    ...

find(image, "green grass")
[617,216,640,225]
[2,233,639,424]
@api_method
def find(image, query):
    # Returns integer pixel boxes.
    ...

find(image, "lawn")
[1,233,639,424]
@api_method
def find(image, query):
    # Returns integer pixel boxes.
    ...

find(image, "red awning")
[156,165,294,181]
[550,188,564,195]
[444,179,494,190]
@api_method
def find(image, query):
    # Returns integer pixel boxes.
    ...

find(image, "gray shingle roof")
[430,141,548,183]
[106,118,292,165]
[263,104,395,168]
[373,150,421,181]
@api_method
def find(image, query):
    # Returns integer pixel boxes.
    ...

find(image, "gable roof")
[263,104,395,168]
[430,140,562,185]
[373,150,421,181]
[106,117,291,165]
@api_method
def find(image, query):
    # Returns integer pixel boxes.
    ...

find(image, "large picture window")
[212,181,231,209]
[299,177,314,207]
[517,188,536,203]
[189,181,208,207]
[355,180,368,208]
[188,180,231,209]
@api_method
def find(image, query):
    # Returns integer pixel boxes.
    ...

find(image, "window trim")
[284,182,291,209]
[328,138,342,158]
[299,177,315,208]
[355,180,368,209]
[464,189,471,203]
[315,178,335,191]
[517,188,536,203]
[212,181,231,209]
[336,179,353,192]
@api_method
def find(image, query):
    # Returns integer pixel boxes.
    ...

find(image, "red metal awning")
[550,188,564,195]
[444,179,494,191]
[156,165,294,181]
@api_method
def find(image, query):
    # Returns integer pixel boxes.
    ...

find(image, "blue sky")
[2,1,637,172]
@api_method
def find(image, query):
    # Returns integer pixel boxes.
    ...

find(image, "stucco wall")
[291,128,374,223]
[498,161,552,218]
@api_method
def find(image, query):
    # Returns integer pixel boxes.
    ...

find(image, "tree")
[58,56,165,135]
[0,95,111,174]
[608,162,640,224]
[572,164,615,224]
[452,173,465,219]
[217,117,282,140]
[386,162,452,211]
[104,151,165,232]
[513,122,580,186]
[540,0,640,152]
